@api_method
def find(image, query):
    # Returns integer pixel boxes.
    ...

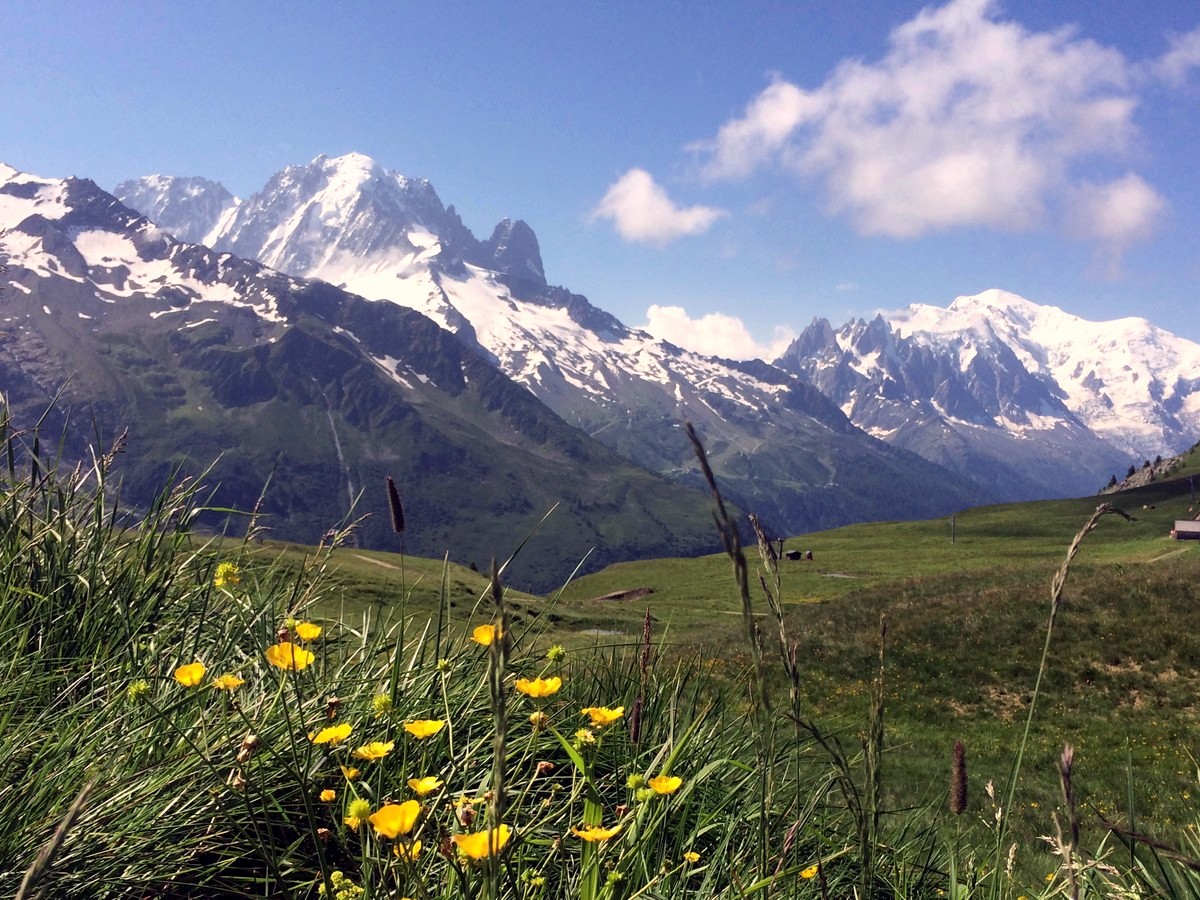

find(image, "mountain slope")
[775,290,1200,500]
[116,153,984,533]
[2,163,723,590]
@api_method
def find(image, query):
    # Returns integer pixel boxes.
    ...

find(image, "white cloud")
[591,169,726,245]
[1156,26,1200,86]
[1066,173,1166,275]
[693,0,1159,245]
[641,304,796,360]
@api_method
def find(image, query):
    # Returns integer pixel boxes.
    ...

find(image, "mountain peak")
[312,152,390,189]
[113,175,237,245]
[481,218,545,284]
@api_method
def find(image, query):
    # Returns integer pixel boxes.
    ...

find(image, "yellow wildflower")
[320,788,337,802]
[452,825,511,860]
[369,800,421,839]
[173,661,206,687]
[212,672,244,691]
[529,711,550,729]
[345,798,372,829]
[310,723,353,746]
[264,642,314,671]
[394,840,422,860]
[403,719,446,739]
[213,561,240,587]
[571,823,622,842]
[647,774,683,795]
[294,621,322,641]
[407,776,443,796]
[684,850,701,863]
[339,765,360,781]
[352,740,394,761]
[801,864,818,879]
[581,706,624,728]
[515,676,562,698]
[471,624,498,646]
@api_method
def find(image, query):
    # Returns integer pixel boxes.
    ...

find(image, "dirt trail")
[1145,547,1192,564]
[353,554,401,570]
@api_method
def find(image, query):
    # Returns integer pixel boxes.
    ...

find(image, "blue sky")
[5,1,1200,356]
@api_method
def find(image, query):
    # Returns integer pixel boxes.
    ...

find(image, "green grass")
[4,409,1200,898]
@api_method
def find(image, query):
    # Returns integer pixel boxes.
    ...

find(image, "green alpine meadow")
[3,402,1199,899]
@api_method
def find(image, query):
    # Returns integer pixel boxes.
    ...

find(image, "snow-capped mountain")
[117,153,983,532]
[113,174,238,246]
[0,162,735,590]
[775,290,1200,499]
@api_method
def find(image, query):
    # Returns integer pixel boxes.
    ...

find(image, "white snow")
[882,289,1200,456]
[0,166,70,227]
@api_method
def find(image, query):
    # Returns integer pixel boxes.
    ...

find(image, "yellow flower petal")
[369,800,421,839]
[581,706,624,728]
[470,624,498,646]
[403,719,446,739]
[394,839,422,860]
[294,621,322,641]
[309,722,353,745]
[407,776,444,796]
[571,823,622,842]
[801,864,818,879]
[647,774,683,795]
[352,740,394,761]
[264,642,314,671]
[211,672,244,691]
[319,788,337,802]
[515,676,562,698]
[452,825,511,860]
[173,661,206,687]
[339,765,360,781]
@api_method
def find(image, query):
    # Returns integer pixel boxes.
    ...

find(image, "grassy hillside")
[289,466,1200,865]
[6,415,1200,898]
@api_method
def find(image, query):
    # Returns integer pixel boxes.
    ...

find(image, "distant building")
[1171,520,1200,540]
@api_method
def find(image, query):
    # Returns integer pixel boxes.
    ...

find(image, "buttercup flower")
[452,825,511,860]
[574,728,596,747]
[340,765,360,781]
[310,723,353,746]
[647,775,683,795]
[529,711,550,729]
[407,776,443,796]
[515,676,562,698]
[571,823,622,842]
[801,864,818,879]
[320,788,337,802]
[403,719,446,739]
[684,851,701,863]
[546,644,566,662]
[173,661,206,687]
[352,740,394,761]
[394,840,422,860]
[581,706,624,728]
[471,624,498,646]
[294,621,322,641]
[212,673,244,691]
[264,642,314,671]
[213,561,240,587]
[369,800,420,839]
[345,798,372,829]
